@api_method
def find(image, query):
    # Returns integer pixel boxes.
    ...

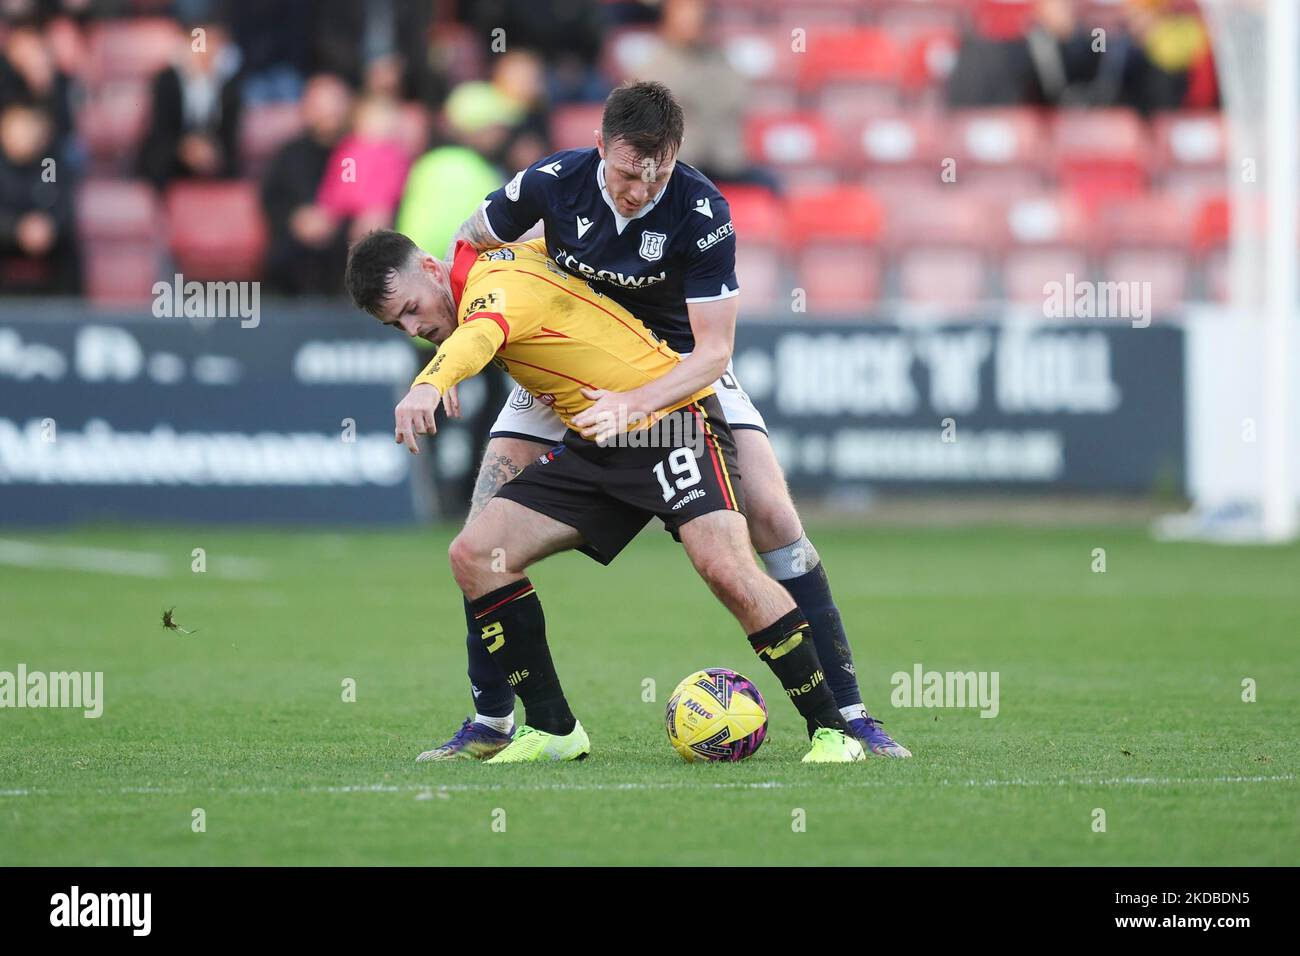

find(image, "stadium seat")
[165,181,268,281]
[790,27,904,92]
[1002,248,1092,308]
[78,80,152,174]
[1004,193,1092,248]
[744,113,840,189]
[77,179,164,304]
[85,17,181,84]
[722,29,802,113]
[719,185,784,245]
[239,103,305,179]
[1094,193,1196,254]
[842,112,944,178]
[897,248,988,308]
[77,179,160,242]
[735,244,787,312]
[785,186,886,247]
[1053,109,1150,208]
[82,244,161,304]
[1152,111,1229,195]
[900,27,961,97]
[878,1,967,37]
[879,188,997,248]
[973,0,1033,40]
[1192,193,1230,254]
[953,108,1049,178]
[1099,248,1190,316]
[600,28,661,81]
[796,244,884,313]
[549,104,605,151]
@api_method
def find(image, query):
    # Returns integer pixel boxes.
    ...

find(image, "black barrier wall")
[0,304,1184,524]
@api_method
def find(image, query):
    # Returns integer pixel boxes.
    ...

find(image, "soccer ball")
[665,668,768,762]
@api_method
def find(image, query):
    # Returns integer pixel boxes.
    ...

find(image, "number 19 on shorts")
[652,447,701,502]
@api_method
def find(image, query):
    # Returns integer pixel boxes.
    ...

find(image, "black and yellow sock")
[748,609,850,738]
[469,578,575,735]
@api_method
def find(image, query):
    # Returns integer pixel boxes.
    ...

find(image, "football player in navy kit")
[417,81,910,761]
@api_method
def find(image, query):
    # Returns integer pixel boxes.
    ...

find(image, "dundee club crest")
[639,230,667,262]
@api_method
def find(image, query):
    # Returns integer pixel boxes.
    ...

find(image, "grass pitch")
[0,523,1296,866]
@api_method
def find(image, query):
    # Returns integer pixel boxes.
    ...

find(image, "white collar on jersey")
[596,158,667,235]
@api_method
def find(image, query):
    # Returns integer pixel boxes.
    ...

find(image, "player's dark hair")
[345,230,419,317]
[601,81,684,163]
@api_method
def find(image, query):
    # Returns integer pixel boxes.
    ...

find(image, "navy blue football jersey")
[480,148,739,354]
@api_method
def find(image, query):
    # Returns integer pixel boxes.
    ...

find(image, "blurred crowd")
[0,0,1221,302]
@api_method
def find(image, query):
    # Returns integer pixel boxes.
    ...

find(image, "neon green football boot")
[485,721,591,764]
[801,727,867,763]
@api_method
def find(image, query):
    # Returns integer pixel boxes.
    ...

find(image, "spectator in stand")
[1100,0,1215,115]
[136,19,244,188]
[312,0,442,105]
[394,80,520,260]
[261,73,353,295]
[227,0,317,104]
[638,0,778,192]
[490,49,552,175]
[948,0,1100,108]
[0,19,75,154]
[0,101,79,294]
[316,93,410,243]
[458,0,607,104]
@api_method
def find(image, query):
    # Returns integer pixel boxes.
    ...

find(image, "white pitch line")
[0,538,267,580]
[0,774,1292,800]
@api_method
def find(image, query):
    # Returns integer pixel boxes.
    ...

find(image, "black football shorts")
[494,394,746,564]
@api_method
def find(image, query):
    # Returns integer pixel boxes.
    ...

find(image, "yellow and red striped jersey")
[412,239,713,431]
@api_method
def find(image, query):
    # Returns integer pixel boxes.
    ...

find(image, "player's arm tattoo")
[465,452,523,524]
[451,208,504,254]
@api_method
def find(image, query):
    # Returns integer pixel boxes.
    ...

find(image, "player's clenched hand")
[394,383,440,454]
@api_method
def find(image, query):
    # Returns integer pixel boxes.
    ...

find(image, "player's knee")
[693,552,754,607]
[745,495,803,552]
[448,531,488,591]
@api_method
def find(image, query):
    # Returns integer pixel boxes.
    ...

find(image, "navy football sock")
[760,538,865,711]
[469,579,575,735]
[464,595,516,719]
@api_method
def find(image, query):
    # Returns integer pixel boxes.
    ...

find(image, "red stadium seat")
[722,29,802,112]
[897,248,988,307]
[166,181,268,281]
[785,186,886,246]
[745,112,839,170]
[879,188,998,248]
[953,108,1049,177]
[82,244,161,304]
[878,1,967,37]
[77,179,164,304]
[797,244,884,313]
[900,27,961,96]
[1053,109,1150,207]
[1099,249,1189,316]
[600,28,661,81]
[974,0,1033,40]
[85,17,181,83]
[799,28,904,94]
[1153,112,1227,172]
[1192,193,1230,254]
[240,102,305,178]
[719,185,784,245]
[1094,194,1196,254]
[1003,194,1092,249]
[77,180,160,242]
[1002,248,1092,307]
[842,111,944,177]
[735,245,786,311]
[549,104,605,152]
[78,80,152,173]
